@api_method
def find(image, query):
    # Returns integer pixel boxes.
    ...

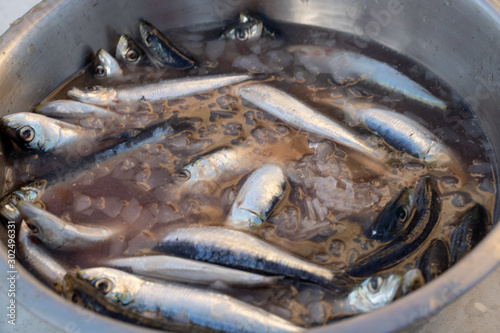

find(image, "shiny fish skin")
[0,112,88,153]
[34,100,115,119]
[115,34,146,66]
[17,201,115,250]
[78,267,303,333]
[156,226,346,287]
[139,20,195,69]
[105,255,281,287]
[346,273,402,314]
[238,83,385,160]
[93,48,123,78]
[417,239,449,282]
[227,164,287,229]
[68,73,254,105]
[17,222,67,290]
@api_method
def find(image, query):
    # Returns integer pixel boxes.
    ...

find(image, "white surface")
[0,1,499,333]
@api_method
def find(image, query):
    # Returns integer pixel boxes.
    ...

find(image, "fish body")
[34,100,114,119]
[449,203,489,265]
[68,73,253,105]
[0,112,88,153]
[156,226,345,287]
[93,49,123,78]
[139,20,194,69]
[346,272,402,313]
[77,267,303,333]
[17,201,115,250]
[105,255,280,287]
[115,34,146,65]
[238,83,384,160]
[227,164,287,229]
[417,239,450,282]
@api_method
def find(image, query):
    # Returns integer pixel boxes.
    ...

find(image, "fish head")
[368,186,416,242]
[347,272,403,313]
[138,20,159,48]
[0,112,62,151]
[223,21,264,42]
[93,49,122,78]
[67,85,117,105]
[77,267,143,306]
[116,35,144,65]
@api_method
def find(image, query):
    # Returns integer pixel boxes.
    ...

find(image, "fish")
[0,112,89,153]
[346,272,402,313]
[155,226,349,288]
[139,20,195,69]
[222,11,273,42]
[105,255,281,287]
[347,176,441,277]
[115,34,146,65]
[17,201,116,250]
[289,46,447,110]
[449,203,489,265]
[17,221,67,291]
[227,164,287,229]
[68,73,254,105]
[93,48,123,78]
[76,267,303,333]
[237,83,386,160]
[400,268,425,296]
[417,239,450,282]
[367,186,416,243]
[34,100,115,119]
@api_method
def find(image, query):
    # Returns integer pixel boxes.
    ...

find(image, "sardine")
[105,255,281,287]
[347,176,441,277]
[139,20,195,69]
[227,164,287,229]
[417,239,450,282]
[68,73,254,105]
[290,46,447,110]
[115,34,146,66]
[77,267,303,332]
[0,112,89,153]
[17,201,115,250]
[34,100,115,119]
[93,49,123,78]
[17,221,67,291]
[449,203,489,265]
[237,83,385,160]
[155,226,348,288]
[368,186,416,243]
[346,272,402,313]
[222,11,272,42]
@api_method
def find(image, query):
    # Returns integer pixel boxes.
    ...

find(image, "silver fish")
[289,45,447,110]
[105,255,281,287]
[93,49,123,78]
[34,100,115,119]
[156,226,346,287]
[115,34,146,65]
[222,11,273,42]
[17,201,115,250]
[17,221,67,291]
[77,267,303,333]
[227,164,287,229]
[346,272,402,313]
[68,73,254,105]
[238,83,385,160]
[0,112,88,153]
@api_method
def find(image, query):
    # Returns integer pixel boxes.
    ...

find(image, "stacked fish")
[0,11,492,333]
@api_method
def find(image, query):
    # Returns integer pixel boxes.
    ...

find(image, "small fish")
[17,201,115,250]
[227,164,287,229]
[238,83,385,160]
[115,34,146,65]
[77,267,303,332]
[222,11,272,42]
[105,255,281,287]
[368,186,416,243]
[289,46,447,110]
[68,73,254,105]
[93,49,123,78]
[156,226,348,288]
[139,20,195,69]
[449,203,489,265]
[400,268,425,296]
[17,221,67,291]
[346,272,402,313]
[417,239,450,282]
[34,100,115,119]
[0,112,88,153]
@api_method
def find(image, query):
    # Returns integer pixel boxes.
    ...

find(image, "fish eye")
[17,126,35,143]
[27,223,39,234]
[146,36,153,44]
[126,49,139,62]
[179,169,191,180]
[94,278,113,294]
[368,276,384,293]
[69,291,83,305]
[397,207,409,223]
[85,86,99,92]
[94,64,107,77]
[235,27,249,41]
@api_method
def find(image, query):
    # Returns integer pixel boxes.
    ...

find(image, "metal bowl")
[0,0,499,332]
